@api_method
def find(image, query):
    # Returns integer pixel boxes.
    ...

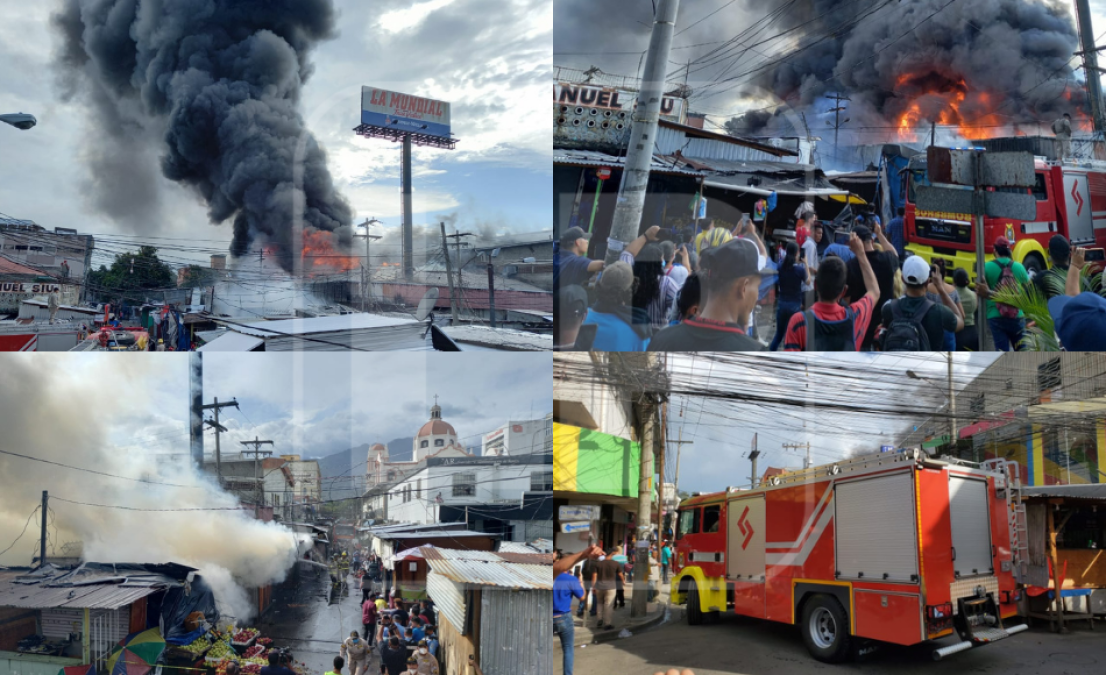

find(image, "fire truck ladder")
[982,458,1029,583]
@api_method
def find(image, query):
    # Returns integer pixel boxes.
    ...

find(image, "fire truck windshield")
[677,508,699,540]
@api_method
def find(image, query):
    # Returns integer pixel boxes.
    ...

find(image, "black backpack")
[801,309,857,351]
[880,299,934,351]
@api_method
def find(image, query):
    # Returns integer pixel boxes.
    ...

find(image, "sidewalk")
[561,570,679,647]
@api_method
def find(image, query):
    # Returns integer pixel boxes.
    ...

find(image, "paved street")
[257,564,371,674]
[572,609,1103,675]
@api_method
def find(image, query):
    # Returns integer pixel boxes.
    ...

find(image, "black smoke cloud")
[556,0,1086,139]
[53,0,353,269]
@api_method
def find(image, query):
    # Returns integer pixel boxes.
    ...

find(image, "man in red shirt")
[783,233,879,351]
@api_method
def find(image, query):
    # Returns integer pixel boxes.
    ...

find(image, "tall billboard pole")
[355,87,457,284]
[605,0,680,264]
[1074,0,1105,133]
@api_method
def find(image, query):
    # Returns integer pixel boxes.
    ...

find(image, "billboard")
[553,82,686,123]
[361,86,451,139]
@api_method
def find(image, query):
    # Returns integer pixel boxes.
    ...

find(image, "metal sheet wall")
[426,572,466,636]
[479,588,553,675]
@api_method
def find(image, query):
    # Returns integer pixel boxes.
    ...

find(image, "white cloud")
[378,0,460,34]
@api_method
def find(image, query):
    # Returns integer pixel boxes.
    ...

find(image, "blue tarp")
[160,574,219,645]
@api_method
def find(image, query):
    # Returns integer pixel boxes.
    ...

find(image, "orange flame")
[300,229,360,275]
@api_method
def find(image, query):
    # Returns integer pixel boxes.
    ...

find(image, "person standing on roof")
[1052,113,1073,158]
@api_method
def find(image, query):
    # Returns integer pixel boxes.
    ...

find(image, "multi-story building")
[898,353,1106,486]
[201,455,296,520]
[279,455,321,520]
[480,418,548,457]
[0,217,94,287]
[552,352,667,555]
[384,453,553,542]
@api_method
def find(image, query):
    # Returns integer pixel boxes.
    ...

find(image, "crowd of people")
[317,549,440,675]
[555,207,1106,352]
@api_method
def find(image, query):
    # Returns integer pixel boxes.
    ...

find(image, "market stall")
[1021,484,1106,631]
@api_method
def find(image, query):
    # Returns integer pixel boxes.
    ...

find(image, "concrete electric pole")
[605,0,680,264]
[241,437,274,518]
[632,397,657,619]
[1074,0,1106,133]
[202,397,239,485]
[39,491,47,568]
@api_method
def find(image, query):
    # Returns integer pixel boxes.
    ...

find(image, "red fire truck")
[904,156,1106,278]
[670,450,1027,662]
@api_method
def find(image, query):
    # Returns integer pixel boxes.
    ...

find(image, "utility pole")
[189,353,203,468]
[38,491,47,568]
[948,353,956,458]
[749,432,760,486]
[632,396,657,619]
[440,222,460,325]
[241,437,274,517]
[1075,0,1106,133]
[358,218,382,312]
[667,428,693,493]
[930,121,936,149]
[783,442,812,469]
[202,397,239,486]
[655,402,667,554]
[825,93,850,159]
[486,263,496,328]
[605,0,680,264]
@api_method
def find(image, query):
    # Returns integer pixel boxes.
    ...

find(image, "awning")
[703,177,851,198]
[957,411,1018,439]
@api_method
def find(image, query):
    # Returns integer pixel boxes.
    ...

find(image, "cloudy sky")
[555,0,1106,169]
[666,352,998,495]
[108,352,554,460]
[0,0,550,269]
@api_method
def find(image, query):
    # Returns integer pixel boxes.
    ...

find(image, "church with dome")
[366,397,472,489]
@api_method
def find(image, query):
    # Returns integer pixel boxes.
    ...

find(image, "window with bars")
[1038,357,1062,394]
[530,470,553,492]
[452,472,476,497]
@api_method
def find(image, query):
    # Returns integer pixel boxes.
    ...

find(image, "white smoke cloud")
[0,355,309,623]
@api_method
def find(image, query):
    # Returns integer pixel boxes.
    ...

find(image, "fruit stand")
[166,629,312,675]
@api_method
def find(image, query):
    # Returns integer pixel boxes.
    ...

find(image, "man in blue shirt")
[885,207,906,262]
[554,551,586,675]
[555,227,604,290]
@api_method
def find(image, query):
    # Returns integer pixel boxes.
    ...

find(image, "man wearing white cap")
[879,256,962,351]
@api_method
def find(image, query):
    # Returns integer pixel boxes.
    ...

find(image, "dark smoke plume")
[52,0,353,269]
[733,0,1085,135]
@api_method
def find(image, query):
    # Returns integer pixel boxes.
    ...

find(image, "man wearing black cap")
[647,238,765,351]
[1038,234,1072,299]
[844,223,899,349]
[555,285,590,350]
[555,227,604,290]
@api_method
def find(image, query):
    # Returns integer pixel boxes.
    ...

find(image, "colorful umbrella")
[106,627,165,675]
[58,666,96,675]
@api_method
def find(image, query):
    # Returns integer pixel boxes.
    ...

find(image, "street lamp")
[907,357,957,458]
[0,113,36,130]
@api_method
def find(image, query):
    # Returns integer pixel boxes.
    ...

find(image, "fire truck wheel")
[801,595,852,663]
[686,583,704,626]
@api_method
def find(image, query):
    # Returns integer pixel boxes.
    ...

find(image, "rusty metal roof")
[0,563,189,610]
[420,547,552,590]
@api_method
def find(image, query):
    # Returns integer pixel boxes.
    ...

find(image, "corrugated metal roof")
[0,580,162,610]
[1022,484,1106,501]
[380,530,497,540]
[495,552,555,565]
[496,541,545,554]
[421,547,552,590]
[553,149,705,177]
[426,571,465,633]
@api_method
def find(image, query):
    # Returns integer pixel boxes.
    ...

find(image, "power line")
[0,507,41,561]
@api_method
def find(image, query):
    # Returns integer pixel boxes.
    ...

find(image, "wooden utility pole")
[38,491,47,568]
[825,92,850,159]
[666,429,693,494]
[440,223,460,324]
[632,395,657,620]
[241,437,274,517]
[202,397,239,485]
[656,402,667,552]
